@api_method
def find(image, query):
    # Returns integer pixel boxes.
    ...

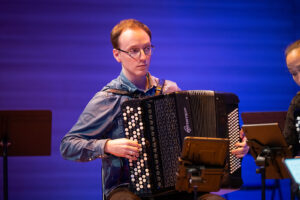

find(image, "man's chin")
[137,67,149,74]
[133,70,148,78]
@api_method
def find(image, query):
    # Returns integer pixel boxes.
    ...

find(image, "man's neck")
[132,76,147,90]
[123,70,147,90]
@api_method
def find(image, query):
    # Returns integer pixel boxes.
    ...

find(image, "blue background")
[0,0,300,199]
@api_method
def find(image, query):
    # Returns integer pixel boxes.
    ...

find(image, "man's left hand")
[231,129,249,158]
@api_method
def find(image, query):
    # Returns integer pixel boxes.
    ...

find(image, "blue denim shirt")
[60,71,180,197]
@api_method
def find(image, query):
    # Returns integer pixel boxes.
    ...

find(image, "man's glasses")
[117,45,154,59]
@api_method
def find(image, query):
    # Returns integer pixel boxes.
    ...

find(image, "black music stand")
[242,123,292,200]
[241,111,287,132]
[0,110,52,200]
[175,137,229,200]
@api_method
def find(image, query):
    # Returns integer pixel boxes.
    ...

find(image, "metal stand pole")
[2,137,9,200]
[261,166,266,200]
[193,186,198,200]
[255,147,271,200]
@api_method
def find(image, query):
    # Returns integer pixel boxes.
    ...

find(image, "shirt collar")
[119,71,157,94]
[119,71,139,93]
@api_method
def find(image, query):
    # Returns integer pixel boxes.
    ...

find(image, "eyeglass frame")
[116,45,154,59]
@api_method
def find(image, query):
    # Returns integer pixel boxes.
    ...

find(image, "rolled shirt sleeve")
[60,91,126,162]
[163,80,181,93]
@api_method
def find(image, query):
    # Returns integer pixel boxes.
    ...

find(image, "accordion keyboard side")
[121,96,182,197]
[227,107,241,174]
[122,100,156,196]
[215,92,243,188]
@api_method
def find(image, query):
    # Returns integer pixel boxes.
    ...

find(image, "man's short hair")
[285,39,300,57]
[110,19,152,49]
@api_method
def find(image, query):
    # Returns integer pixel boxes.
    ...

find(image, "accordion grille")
[154,97,181,188]
[227,108,241,174]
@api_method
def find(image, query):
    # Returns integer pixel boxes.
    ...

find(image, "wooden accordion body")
[121,90,243,197]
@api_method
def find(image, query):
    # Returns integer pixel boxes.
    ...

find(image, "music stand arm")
[257,147,272,200]
[248,140,291,200]
[247,140,272,200]
[186,165,206,200]
[1,137,9,200]
[186,165,206,184]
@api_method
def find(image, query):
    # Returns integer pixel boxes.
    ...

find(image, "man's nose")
[139,49,147,60]
[296,74,300,84]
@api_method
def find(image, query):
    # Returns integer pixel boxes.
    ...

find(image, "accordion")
[121,90,242,197]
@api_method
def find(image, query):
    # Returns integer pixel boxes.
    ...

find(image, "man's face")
[113,28,151,81]
[287,47,300,86]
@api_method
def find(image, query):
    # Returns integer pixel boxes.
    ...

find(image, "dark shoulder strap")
[104,88,142,98]
[155,79,165,96]
[104,88,131,95]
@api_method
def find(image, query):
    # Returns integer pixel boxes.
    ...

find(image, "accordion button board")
[121,90,242,197]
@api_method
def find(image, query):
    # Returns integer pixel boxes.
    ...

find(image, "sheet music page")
[285,158,300,184]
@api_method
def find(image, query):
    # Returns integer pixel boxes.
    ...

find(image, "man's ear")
[113,49,121,63]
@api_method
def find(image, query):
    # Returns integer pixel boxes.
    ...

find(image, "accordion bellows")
[121,90,242,197]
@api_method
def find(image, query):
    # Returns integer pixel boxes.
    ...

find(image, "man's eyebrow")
[288,65,300,73]
[127,43,151,49]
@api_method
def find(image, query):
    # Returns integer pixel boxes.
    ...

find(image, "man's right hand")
[104,138,141,160]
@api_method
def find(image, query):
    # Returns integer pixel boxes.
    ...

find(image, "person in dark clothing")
[283,39,300,157]
[283,39,300,200]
